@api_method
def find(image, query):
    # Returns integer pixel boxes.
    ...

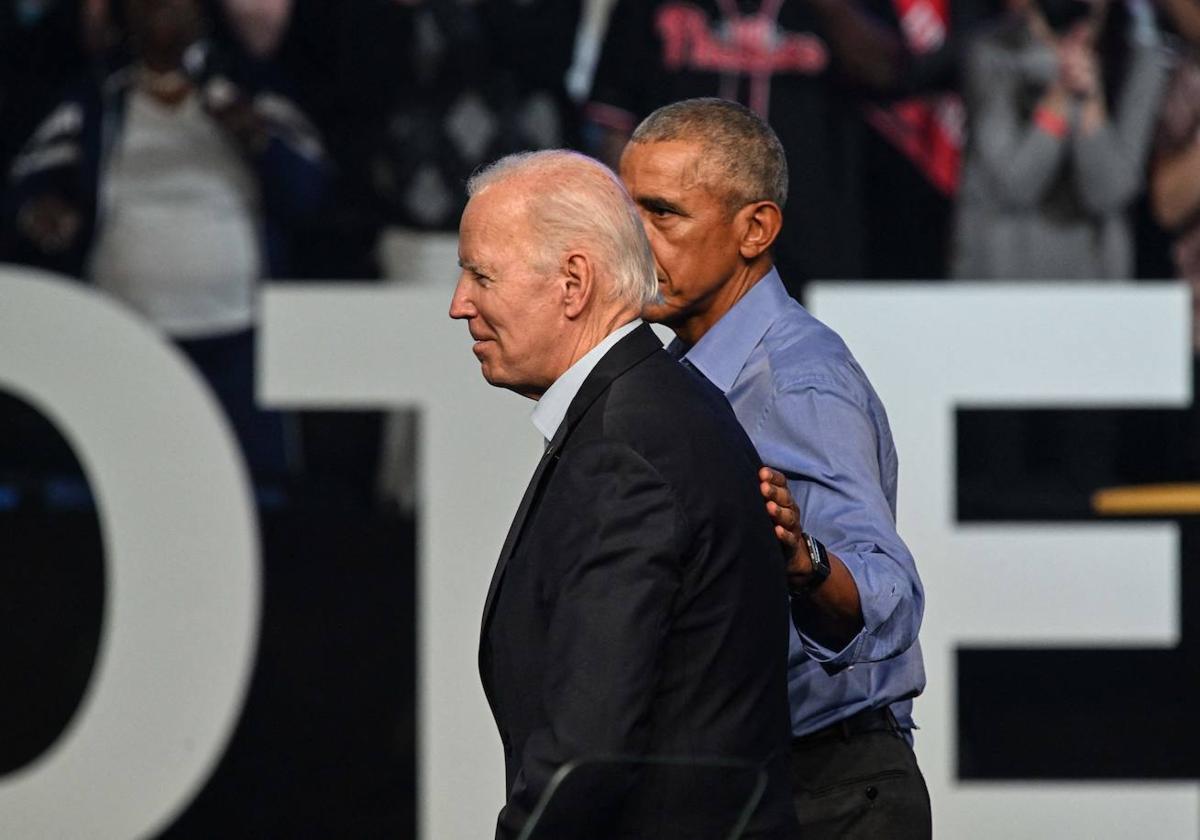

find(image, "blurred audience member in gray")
[953,0,1169,280]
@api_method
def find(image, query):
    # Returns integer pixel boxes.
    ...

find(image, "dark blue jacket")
[2,44,329,279]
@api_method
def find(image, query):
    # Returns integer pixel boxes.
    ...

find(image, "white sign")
[0,268,259,839]
[3,265,1198,838]
[811,281,1199,838]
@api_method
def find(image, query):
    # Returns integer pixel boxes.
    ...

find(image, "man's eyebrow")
[637,195,686,215]
[458,259,491,274]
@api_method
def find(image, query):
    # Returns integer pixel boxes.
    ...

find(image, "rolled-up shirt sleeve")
[755,374,924,670]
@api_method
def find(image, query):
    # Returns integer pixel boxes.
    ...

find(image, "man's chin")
[477,363,515,391]
[480,369,543,400]
[640,299,684,326]
[478,362,503,388]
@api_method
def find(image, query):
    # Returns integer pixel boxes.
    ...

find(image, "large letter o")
[0,268,259,838]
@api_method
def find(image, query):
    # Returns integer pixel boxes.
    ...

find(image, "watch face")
[789,535,832,595]
[807,535,831,581]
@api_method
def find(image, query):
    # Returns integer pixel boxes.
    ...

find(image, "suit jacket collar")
[561,322,664,437]
[531,318,643,444]
[479,324,666,672]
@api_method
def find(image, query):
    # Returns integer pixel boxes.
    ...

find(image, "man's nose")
[448,277,474,320]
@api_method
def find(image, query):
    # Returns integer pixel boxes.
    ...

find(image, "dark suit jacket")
[480,324,797,839]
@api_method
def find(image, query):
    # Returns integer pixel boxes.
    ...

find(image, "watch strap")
[792,532,832,594]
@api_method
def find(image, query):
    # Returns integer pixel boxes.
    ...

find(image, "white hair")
[466,150,658,308]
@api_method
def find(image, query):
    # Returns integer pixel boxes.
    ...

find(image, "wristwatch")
[791,533,832,594]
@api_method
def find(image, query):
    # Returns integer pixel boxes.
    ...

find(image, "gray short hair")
[630,98,788,210]
[466,150,658,308]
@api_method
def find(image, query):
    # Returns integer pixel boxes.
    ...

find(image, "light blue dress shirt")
[671,270,925,737]
[532,319,643,445]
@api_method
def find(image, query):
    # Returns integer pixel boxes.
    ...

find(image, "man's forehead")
[458,188,528,270]
[624,139,722,198]
[469,179,535,223]
[463,186,523,233]
[625,137,701,169]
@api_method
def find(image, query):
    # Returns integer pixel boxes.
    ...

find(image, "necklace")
[136,65,193,101]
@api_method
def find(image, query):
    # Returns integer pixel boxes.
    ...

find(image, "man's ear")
[562,252,593,319]
[737,201,783,261]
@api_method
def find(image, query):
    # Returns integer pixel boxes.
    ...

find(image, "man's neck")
[674,258,772,346]
[563,306,640,372]
[522,306,640,401]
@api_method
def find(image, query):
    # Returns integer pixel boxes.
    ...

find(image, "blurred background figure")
[366,0,582,239]
[585,0,909,299]
[0,0,111,182]
[952,0,1169,280]
[2,0,328,480]
[1151,0,1200,351]
[860,0,999,281]
[220,0,288,59]
[1149,0,1200,473]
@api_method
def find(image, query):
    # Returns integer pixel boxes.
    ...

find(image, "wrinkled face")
[619,139,744,329]
[450,185,565,397]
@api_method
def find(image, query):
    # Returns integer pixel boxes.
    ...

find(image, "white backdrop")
[2,263,1198,838]
[810,282,1199,839]
[0,267,259,839]
[265,275,1200,838]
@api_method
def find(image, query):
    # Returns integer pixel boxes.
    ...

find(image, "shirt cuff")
[792,549,910,669]
[793,614,868,671]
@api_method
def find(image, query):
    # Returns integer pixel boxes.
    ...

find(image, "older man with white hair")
[450,150,798,840]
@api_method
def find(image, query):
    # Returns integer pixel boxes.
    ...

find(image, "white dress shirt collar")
[531,319,643,445]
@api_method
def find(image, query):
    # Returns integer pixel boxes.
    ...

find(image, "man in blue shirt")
[619,98,930,838]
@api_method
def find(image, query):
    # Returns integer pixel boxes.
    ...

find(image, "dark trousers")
[789,711,931,839]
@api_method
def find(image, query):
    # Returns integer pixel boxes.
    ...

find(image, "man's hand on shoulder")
[759,465,866,651]
[759,466,810,577]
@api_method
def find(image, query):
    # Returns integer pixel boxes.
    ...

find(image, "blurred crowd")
[2,0,1199,505]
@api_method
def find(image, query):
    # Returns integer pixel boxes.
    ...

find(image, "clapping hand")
[1057,23,1102,100]
[202,77,268,154]
[18,194,82,254]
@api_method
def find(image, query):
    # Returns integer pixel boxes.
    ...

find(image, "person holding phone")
[952,0,1169,280]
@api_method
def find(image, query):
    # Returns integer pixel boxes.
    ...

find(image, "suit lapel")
[478,324,666,660]
[479,423,566,640]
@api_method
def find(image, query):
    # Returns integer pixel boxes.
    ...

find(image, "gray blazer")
[952,20,1169,280]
